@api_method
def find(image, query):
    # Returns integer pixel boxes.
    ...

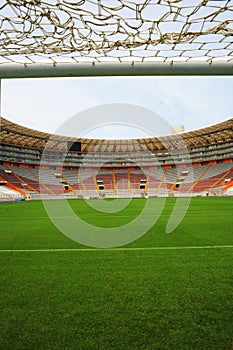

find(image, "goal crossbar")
[0,62,232,79]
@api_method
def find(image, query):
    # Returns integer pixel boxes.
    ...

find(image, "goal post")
[0,61,232,79]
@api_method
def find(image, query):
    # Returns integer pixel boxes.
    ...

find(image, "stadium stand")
[0,117,232,199]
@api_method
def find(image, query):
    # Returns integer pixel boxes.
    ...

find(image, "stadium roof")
[1,117,232,153]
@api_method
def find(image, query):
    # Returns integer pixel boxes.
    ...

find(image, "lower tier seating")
[0,162,232,198]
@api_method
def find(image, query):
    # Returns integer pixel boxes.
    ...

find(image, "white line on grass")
[0,245,233,253]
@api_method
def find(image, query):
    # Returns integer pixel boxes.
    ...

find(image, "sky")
[1,76,233,139]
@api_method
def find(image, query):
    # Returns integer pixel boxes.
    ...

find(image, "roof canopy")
[1,117,232,153]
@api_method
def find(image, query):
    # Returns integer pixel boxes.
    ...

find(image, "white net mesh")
[0,0,232,67]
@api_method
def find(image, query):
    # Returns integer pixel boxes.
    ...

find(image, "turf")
[0,197,233,349]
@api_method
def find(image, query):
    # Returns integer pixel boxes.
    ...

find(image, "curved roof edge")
[1,116,232,153]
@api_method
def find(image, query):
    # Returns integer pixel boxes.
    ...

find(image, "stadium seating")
[0,162,232,199]
[0,118,232,199]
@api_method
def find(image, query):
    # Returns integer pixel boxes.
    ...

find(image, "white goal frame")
[0,61,232,79]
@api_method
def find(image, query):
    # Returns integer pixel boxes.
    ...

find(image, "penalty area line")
[0,245,233,253]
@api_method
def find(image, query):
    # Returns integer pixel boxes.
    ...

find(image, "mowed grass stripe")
[0,245,233,253]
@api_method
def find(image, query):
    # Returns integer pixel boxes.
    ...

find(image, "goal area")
[0,0,232,78]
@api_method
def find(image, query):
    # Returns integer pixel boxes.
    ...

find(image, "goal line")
[0,245,233,253]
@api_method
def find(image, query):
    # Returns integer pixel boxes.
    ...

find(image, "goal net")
[0,0,232,77]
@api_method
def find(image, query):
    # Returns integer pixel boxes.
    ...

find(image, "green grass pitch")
[0,197,233,350]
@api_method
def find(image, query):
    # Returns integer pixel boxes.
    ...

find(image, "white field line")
[0,246,233,253]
